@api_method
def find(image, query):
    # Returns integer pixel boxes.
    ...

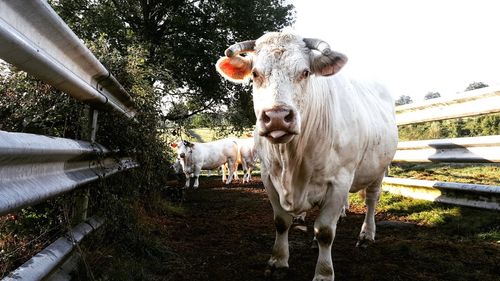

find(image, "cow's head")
[173,140,195,174]
[216,32,347,144]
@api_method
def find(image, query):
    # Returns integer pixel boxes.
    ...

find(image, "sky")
[289,0,500,100]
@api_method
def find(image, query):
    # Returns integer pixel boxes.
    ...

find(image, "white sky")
[290,0,500,100]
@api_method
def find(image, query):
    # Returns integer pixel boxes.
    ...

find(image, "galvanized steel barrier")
[0,1,138,279]
[0,0,136,118]
[0,130,138,216]
[385,86,500,210]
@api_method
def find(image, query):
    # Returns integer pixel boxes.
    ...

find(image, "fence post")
[72,108,98,225]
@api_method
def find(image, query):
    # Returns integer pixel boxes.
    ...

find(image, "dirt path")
[156,177,499,281]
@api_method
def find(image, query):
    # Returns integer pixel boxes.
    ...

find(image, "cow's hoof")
[264,265,288,280]
[313,275,334,281]
[356,238,374,248]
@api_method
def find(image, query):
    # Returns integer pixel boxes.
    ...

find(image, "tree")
[424,91,441,100]
[465,81,488,91]
[51,0,295,130]
[395,95,413,106]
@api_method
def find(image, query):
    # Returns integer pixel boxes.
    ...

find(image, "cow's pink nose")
[261,107,296,131]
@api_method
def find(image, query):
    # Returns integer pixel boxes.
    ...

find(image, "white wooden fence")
[384,86,500,210]
[0,1,137,280]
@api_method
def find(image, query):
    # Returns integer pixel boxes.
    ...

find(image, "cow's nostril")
[284,110,294,123]
[262,111,271,123]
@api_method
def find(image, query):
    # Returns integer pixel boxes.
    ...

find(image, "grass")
[383,162,499,241]
[350,191,500,242]
[389,163,499,186]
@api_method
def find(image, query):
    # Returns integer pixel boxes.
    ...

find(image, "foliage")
[1,0,295,278]
[465,81,489,91]
[51,0,295,132]
[424,91,441,100]
[0,71,87,137]
[350,191,499,239]
[395,94,413,105]
[397,82,498,140]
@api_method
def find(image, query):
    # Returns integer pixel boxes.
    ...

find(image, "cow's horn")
[225,40,256,57]
[303,38,332,55]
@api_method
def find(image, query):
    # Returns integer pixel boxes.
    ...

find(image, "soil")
[152,176,500,281]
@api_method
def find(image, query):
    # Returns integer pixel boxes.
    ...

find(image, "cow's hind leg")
[225,159,236,184]
[241,160,249,183]
[356,176,383,248]
[245,161,254,183]
[221,164,227,182]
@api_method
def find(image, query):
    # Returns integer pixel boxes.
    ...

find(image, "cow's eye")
[252,70,259,79]
[301,69,310,80]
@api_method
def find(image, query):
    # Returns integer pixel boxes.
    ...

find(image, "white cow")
[235,138,258,183]
[216,32,398,281]
[172,139,238,188]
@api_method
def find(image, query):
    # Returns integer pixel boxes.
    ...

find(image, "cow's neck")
[266,77,345,213]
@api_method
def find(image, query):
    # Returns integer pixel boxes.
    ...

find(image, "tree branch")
[163,100,215,121]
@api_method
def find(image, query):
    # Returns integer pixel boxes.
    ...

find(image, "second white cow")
[173,139,238,188]
[235,138,258,183]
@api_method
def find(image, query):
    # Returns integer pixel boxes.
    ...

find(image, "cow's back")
[292,74,397,189]
[324,75,397,188]
[197,139,238,170]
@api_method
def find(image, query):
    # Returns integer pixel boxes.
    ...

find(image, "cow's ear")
[216,55,252,83]
[310,51,348,76]
[170,143,177,148]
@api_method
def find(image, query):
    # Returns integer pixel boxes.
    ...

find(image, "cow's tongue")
[269,130,287,139]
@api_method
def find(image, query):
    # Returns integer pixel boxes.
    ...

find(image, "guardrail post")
[73,108,98,225]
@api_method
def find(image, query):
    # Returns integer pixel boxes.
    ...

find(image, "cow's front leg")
[184,174,191,188]
[266,211,293,279]
[313,186,347,281]
[192,166,202,189]
[263,178,293,279]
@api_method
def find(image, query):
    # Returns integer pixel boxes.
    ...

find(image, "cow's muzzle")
[258,106,299,144]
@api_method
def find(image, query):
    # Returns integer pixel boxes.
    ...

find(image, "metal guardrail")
[0,1,139,279]
[2,217,104,281]
[395,86,500,125]
[388,89,500,210]
[0,130,138,216]
[393,135,500,163]
[0,0,136,118]
[382,177,500,210]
